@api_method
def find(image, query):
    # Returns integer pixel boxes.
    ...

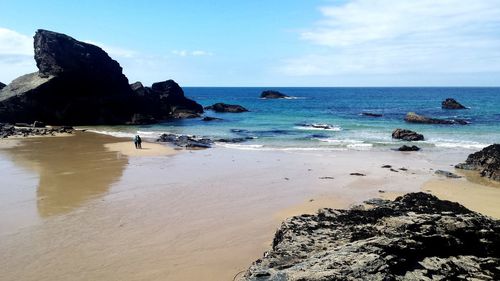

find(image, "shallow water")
[86,87,500,151]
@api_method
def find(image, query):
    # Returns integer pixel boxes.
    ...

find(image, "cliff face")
[0,29,202,125]
[242,193,500,281]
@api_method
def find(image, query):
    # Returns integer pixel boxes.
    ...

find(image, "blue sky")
[1,0,500,86]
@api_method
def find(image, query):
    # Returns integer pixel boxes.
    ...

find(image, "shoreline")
[0,131,498,281]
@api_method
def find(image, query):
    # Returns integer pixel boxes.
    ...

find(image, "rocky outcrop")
[361,112,383,117]
[398,145,420,151]
[392,128,424,141]
[404,112,468,125]
[260,90,288,99]
[204,103,248,113]
[455,144,500,181]
[157,133,213,149]
[0,82,5,90]
[0,29,202,125]
[1,123,73,138]
[442,98,466,109]
[130,80,203,121]
[241,193,500,281]
[435,170,461,178]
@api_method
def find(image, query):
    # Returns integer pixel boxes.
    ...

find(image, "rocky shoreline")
[241,193,500,280]
[0,123,73,138]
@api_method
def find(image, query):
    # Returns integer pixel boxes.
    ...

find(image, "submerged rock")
[242,192,500,281]
[0,29,202,125]
[204,103,248,113]
[398,145,421,151]
[392,128,424,141]
[361,112,383,117]
[434,170,462,178]
[404,112,468,125]
[455,144,500,181]
[442,98,466,109]
[260,90,288,99]
[201,116,223,121]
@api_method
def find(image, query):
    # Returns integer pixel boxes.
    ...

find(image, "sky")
[1,0,500,87]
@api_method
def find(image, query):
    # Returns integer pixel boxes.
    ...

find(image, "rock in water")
[260,90,288,99]
[204,103,248,113]
[0,29,202,125]
[404,112,468,125]
[434,170,462,178]
[0,82,5,90]
[455,144,500,181]
[361,112,383,117]
[442,98,466,109]
[392,128,424,141]
[397,145,421,151]
[241,193,500,280]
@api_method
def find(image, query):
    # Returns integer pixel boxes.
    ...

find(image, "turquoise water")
[90,87,500,151]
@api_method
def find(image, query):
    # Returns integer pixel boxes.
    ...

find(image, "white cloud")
[0,28,36,83]
[172,49,213,57]
[282,0,500,78]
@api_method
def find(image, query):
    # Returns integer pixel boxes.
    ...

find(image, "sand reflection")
[2,132,128,217]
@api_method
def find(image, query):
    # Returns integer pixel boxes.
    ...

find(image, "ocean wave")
[86,129,137,138]
[430,141,489,149]
[295,123,342,131]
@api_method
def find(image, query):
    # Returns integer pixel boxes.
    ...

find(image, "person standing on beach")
[134,135,142,149]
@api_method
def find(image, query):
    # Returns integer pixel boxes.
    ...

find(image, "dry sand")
[0,132,497,281]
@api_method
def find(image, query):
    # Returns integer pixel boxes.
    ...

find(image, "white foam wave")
[431,141,489,149]
[86,130,136,138]
[295,124,342,131]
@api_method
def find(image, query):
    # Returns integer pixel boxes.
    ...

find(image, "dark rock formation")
[392,128,424,141]
[130,80,203,121]
[202,116,222,121]
[442,98,466,110]
[404,112,468,125]
[398,145,421,151]
[361,112,383,117]
[260,90,288,99]
[157,133,212,149]
[0,82,5,90]
[1,123,73,138]
[204,103,248,113]
[242,193,500,281]
[350,172,366,176]
[455,144,500,181]
[0,29,202,125]
[435,170,462,178]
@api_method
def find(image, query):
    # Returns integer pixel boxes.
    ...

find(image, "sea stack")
[260,90,288,99]
[442,98,466,109]
[0,29,202,125]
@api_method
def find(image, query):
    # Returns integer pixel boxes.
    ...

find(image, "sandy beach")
[0,132,498,281]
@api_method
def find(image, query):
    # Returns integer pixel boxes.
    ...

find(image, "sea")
[87,87,500,151]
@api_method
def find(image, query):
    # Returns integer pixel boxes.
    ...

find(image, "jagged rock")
[455,144,500,181]
[398,145,420,151]
[157,133,212,149]
[442,98,466,109]
[260,90,288,99]
[361,112,383,117]
[404,112,468,125]
[435,170,462,178]
[392,128,424,141]
[0,82,5,90]
[242,193,500,281]
[204,103,248,113]
[0,29,202,125]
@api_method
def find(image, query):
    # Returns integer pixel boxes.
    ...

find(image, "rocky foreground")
[241,193,499,281]
[456,144,500,181]
[0,123,73,138]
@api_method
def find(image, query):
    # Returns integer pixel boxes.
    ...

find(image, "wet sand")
[0,133,497,281]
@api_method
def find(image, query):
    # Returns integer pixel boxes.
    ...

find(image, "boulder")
[260,90,288,99]
[398,145,421,151]
[202,116,223,121]
[442,98,466,109]
[157,133,212,149]
[204,103,248,113]
[361,112,383,117]
[455,144,500,181]
[0,82,5,90]
[404,112,468,125]
[392,128,424,141]
[241,193,500,280]
[0,29,202,125]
